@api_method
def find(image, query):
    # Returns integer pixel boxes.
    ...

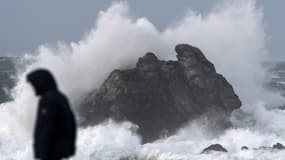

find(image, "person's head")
[27,69,57,96]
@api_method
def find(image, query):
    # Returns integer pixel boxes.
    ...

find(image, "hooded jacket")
[27,69,76,159]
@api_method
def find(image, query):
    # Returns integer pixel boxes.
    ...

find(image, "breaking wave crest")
[0,0,284,159]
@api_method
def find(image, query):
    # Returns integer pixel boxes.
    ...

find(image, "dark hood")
[27,69,57,96]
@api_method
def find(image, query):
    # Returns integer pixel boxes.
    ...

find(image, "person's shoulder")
[50,90,70,103]
[40,90,61,103]
[44,89,58,98]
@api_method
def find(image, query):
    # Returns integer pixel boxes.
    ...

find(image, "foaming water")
[0,0,285,159]
[135,128,285,160]
[132,103,285,159]
[0,120,140,160]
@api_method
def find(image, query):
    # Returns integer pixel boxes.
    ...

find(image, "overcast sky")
[0,0,284,60]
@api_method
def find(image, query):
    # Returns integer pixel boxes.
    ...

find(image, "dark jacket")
[27,69,76,159]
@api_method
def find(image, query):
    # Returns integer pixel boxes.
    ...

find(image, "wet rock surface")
[247,143,285,151]
[241,146,249,150]
[80,44,241,143]
[273,143,285,150]
[201,144,228,153]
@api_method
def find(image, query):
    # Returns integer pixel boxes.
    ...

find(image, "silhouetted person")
[27,69,76,160]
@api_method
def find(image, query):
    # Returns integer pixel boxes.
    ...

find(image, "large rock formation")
[80,44,241,142]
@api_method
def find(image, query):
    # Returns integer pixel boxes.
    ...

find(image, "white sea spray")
[0,0,284,159]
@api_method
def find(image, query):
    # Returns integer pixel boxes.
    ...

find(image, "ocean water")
[1,0,285,159]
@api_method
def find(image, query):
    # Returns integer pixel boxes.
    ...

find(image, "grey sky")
[0,0,284,60]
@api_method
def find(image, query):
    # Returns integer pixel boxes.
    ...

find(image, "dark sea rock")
[241,146,249,150]
[278,105,285,110]
[273,143,285,150]
[201,144,228,153]
[80,44,241,143]
[120,156,137,160]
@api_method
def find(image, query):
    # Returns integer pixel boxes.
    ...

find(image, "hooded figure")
[27,69,76,160]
